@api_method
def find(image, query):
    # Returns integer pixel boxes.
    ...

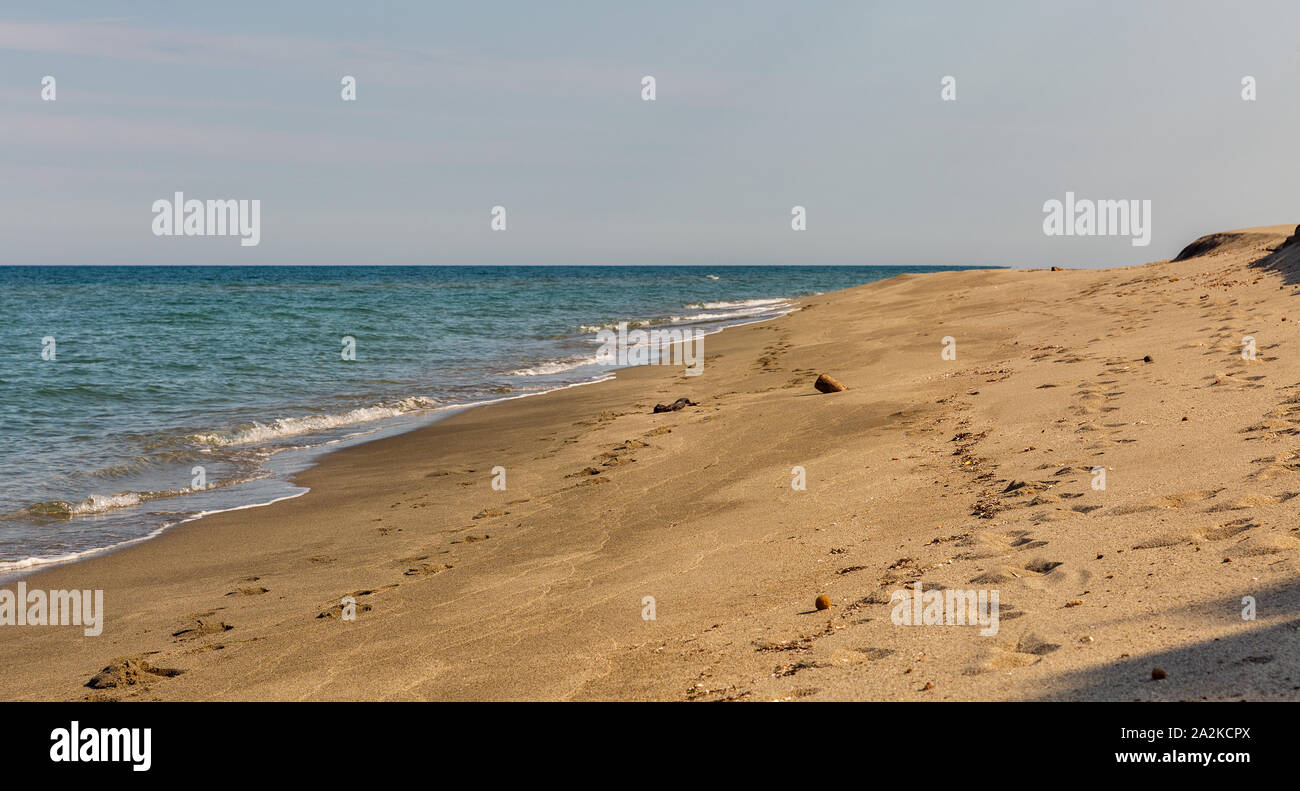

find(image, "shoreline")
[5,230,1300,701]
[0,290,823,578]
[0,298,813,580]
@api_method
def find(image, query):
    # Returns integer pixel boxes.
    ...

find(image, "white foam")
[575,319,653,333]
[685,298,789,310]
[68,492,143,515]
[22,491,147,517]
[506,355,596,376]
[0,489,311,576]
[0,523,169,574]
[189,396,438,447]
[667,304,790,323]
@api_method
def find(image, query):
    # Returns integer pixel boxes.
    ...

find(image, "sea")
[0,264,979,574]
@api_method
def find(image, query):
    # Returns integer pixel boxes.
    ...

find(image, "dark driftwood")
[814,374,848,393]
[652,398,697,413]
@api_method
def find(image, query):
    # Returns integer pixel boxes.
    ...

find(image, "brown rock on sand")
[814,374,848,393]
[815,594,831,610]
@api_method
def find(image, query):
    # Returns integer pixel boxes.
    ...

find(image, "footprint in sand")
[316,589,377,619]
[449,534,488,545]
[970,558,1064,585]
[1025,563,1091,591]
[404,562,454,576]
[1016,633,1062,656]
[1131,530,1194,550]
[172,617,233,641]
[956,531,1028,560]
[1198,518,1256,541]
[1205,492,1298,512]
[968,634,1051,674]
[1030,509,1083,524]
[594,439,649,467]
[225,586,269,596]
[86,655,184,690]
[1110,489,1219,516]
[968,565,1025,584]
[1024,559,1063,574]
[1151,490,1221,508]
[1232,533,1300,556]
[1010,532,1049,551]
[567,476,610,488]
[1248,455,1300,478]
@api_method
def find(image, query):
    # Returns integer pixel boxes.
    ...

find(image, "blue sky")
[2,1,1298,266]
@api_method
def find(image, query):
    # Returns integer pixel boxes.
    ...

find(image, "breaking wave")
[188,396,439,447]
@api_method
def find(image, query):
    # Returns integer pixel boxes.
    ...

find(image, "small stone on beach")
[814,374,848,393]
[814,594,831,610]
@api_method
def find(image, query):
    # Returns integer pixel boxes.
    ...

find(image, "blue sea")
[0,265,977,573]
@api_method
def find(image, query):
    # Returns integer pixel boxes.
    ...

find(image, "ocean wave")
[667,305,791,324]
[684,298,789,310]
[188,396,438,447]
[574,319,654,333]
[0,541,160,574]
[0,489,311,574]
[16,473,266,519]
[506,355,596,376]
[72,492,143,514]
[22,491,146,518]
[82,449,224,479]
[577,303,791,334]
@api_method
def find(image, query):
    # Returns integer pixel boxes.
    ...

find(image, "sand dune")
[3,225,1300,701]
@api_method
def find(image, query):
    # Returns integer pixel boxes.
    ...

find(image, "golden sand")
[3,225,1299,701]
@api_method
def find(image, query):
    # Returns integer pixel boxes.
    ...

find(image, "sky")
[1,1,1298,267]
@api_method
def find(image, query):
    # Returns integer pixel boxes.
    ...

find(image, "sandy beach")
[4,224,1300,701]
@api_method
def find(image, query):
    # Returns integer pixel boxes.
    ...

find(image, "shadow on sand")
[1028,577,1300,701]
[1241,224,1300,284]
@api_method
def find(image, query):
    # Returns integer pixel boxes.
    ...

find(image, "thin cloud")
[0,18,730,98]
[0,111,512,165]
